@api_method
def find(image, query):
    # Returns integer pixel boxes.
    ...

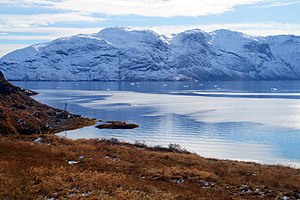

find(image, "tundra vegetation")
[0,135,299,199]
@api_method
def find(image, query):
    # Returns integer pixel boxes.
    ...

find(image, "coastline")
[56,125,300,169]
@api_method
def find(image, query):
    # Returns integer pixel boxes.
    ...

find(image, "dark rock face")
[0,72,18,95]
[96,121,139,129]
[0,71,95,135]
[0,71,4,80]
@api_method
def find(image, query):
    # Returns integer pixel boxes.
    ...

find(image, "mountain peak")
[0,28,299,81]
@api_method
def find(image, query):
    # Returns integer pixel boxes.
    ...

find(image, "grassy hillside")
[0,135,299,199]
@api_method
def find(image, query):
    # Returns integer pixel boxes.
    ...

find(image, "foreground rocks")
[0,71,95,135]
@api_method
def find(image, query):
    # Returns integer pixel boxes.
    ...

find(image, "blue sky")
[0,0,300,56]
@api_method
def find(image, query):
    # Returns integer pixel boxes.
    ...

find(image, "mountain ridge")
[1,27,300,81]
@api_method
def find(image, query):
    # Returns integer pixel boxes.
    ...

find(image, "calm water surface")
[13,81,300,167]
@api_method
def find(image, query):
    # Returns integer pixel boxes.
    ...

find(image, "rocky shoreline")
[0,71,96,135]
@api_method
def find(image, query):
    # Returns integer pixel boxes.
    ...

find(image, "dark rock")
[20,88,39,96]
[46,109,56,116]
[0,82,18,95]
[55,112,69,119]
[13,103,26,110]
[105,138,120,145]
[240,185,253,193]
[96,121,139,129]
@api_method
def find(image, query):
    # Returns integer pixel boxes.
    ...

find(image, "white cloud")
[0,27,101,41]
[255,0,300,8]
[2,0,298,17]
[46,0,265,17]
[0,35,53,40]
[0,0,56,7]
[0,0,285,17]
[0,26,100,34]
[0,13,104,28]
[0,22,300,44]
[145,22,300,36]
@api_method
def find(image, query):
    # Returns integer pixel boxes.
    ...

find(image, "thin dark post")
[64,100,67,137]
[64,100,67,112]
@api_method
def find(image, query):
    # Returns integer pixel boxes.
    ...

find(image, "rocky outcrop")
[0,71,95,135]
[96,121,139,129]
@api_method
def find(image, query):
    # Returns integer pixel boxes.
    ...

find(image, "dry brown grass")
[0,135,299,200]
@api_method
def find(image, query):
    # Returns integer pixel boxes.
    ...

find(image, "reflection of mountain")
[1,27,300,81]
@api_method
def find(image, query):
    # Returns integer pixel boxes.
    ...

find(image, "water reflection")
[12,81,300,167]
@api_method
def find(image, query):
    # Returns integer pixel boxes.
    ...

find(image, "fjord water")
[14,81,300,167]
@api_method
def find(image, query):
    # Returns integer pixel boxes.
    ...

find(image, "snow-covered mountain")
[1,27,300,81]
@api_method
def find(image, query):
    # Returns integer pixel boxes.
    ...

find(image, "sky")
[0,0,300,56]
